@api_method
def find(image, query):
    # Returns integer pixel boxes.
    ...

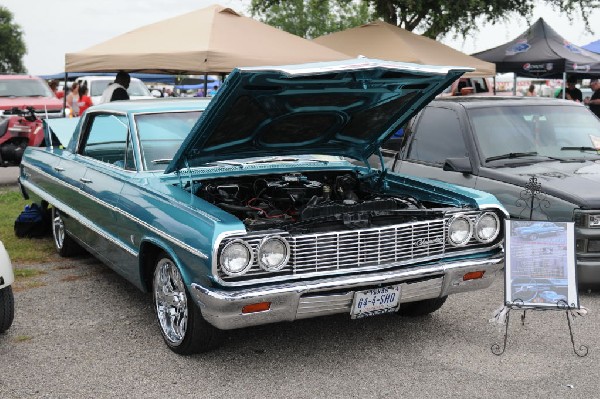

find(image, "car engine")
[195,171,444,233]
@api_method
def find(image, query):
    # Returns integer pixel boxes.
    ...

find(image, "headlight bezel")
[474,212,501,243]
[447,214,474,247]
[257,235,290,272]
[219,239,254,276]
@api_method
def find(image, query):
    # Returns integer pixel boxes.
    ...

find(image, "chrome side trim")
[21,162,208,260]
[21,179,138,257]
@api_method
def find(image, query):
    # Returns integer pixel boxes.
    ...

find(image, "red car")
[0,75,63,166]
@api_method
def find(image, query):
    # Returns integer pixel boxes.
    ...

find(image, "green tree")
[0,6,26,73]
[250,0,598,40]
[250,0,373,39]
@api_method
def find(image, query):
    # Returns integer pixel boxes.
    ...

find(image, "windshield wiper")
[485,152,538,163]
[560,146,599,152]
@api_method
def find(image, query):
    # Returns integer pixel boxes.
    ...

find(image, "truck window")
[405,107,467,165]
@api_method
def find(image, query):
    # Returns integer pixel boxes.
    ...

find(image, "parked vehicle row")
[18,59,508,354]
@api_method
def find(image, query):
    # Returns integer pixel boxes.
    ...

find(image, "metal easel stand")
[490,299,589,357]
[491,176,588,357]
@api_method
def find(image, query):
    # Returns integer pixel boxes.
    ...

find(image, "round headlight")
[475,212,500,243]
[258,236,290,272]
[220,240,253,276]
[448,215,473,246]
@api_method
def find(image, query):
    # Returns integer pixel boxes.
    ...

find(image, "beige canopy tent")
[65,4,348,74]
[313,21,495,77]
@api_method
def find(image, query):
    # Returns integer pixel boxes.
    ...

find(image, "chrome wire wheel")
[154,258,188,346]
[52,208,65,250]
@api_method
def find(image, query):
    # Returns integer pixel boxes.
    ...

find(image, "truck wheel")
[398,296,447,317]
[52,208,81,257]
[153,253,223,355]
[0,285,14,333]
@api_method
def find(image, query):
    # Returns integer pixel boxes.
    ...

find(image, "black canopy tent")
[473,18,600,96]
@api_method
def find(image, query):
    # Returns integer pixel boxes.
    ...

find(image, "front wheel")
[398,296,447,317]
[153,253,223,355]
[0,286,14,333]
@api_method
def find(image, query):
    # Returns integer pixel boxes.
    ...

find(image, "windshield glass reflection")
[468,104,600,163]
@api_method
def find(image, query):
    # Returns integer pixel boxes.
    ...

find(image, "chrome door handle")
[54,167,65,172]
[80,178,92,183]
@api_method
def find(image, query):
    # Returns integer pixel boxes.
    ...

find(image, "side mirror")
[443,157,473,174]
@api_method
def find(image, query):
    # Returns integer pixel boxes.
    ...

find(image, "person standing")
[65,81,80,117]
[585,79,600,118]
[77,85,93,115]
[99,71,130,104]
[525,84,536,97]
[557,77,583,102]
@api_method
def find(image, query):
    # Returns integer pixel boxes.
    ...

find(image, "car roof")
[430,96,581,109]
[87,98,211,114]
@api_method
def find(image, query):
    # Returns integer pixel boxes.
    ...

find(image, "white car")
[76,76,155,104]
[0,240,14,333]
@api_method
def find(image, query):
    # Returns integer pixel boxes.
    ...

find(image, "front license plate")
[350,285,401,319]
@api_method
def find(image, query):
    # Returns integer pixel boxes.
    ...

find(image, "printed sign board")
[505,220,578,309]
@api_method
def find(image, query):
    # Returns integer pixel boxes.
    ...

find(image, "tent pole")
[513,74,517,96]
[562,72,567,99]
[493,76,496,95]
[204,74,208,97]
[63,72,68,117]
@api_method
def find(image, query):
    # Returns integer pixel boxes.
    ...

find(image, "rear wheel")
[52,208,81,257]
[398,296,447,317]
[0,286,14,333]
[153,253,223,355]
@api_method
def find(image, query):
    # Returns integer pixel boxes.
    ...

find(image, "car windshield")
[468,104,600,163]
[135,111,202,171]
[90,80,152,97]
[0,78,54,97]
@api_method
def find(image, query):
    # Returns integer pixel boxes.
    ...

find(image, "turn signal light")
[242,302,271,314]
[463,271,485,281]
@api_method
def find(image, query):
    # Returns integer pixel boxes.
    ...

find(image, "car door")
[76,112,130,272]
[391,105,478,189]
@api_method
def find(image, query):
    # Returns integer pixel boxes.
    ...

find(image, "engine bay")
[194,171,445,233]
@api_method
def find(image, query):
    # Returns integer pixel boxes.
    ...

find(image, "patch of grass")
[0,188,55,262]
[14,335,33,342]
[14,268,46,278]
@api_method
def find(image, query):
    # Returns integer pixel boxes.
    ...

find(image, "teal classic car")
[19,59,508,355]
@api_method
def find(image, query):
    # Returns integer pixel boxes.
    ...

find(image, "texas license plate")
[350,285,401,319]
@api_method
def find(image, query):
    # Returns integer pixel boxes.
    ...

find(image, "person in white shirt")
[99,71,131,104]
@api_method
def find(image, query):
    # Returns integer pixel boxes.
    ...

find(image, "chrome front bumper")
[191,253,504,330]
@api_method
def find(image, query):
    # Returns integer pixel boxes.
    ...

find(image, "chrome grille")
[289,220,445,273]
[218,219,449,281]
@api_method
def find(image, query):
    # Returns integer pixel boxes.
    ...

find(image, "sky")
[4,0,600,76]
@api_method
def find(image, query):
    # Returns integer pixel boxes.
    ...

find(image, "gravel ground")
[1,253,599,398]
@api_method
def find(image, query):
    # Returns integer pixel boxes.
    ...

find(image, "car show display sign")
[505,220,578,309]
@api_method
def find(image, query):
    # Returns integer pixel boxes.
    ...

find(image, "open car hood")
[165,58,471,174]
